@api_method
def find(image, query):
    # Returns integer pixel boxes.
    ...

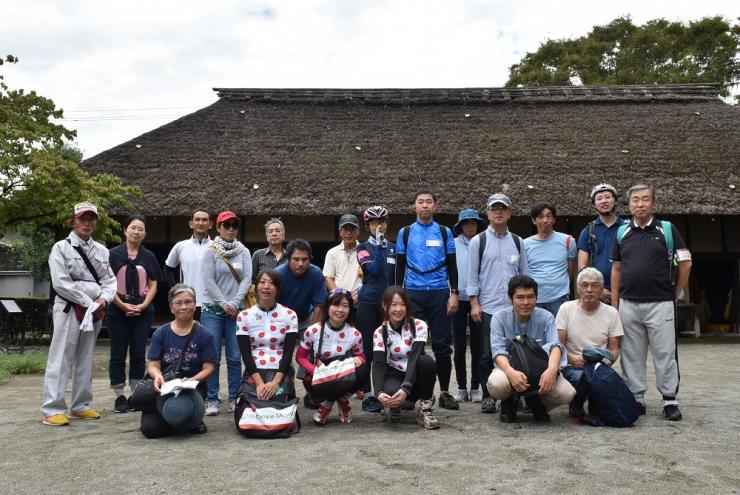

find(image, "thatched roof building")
[82,84,739,218]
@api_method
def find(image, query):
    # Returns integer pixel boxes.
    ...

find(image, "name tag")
[232,262,242,270]
[509,254,520,265]
[387,257,396,264]
[426,240,442,247]
[676,249,692,261]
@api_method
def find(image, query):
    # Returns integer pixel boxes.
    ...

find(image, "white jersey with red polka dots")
[235,303,298,369]
[372,318,428,372]
[301,322,363,362]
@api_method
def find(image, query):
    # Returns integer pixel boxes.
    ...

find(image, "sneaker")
[481,396,497,414]
[354,390,366,400]
[42,414,69,426]
[663,404,682,421]
[386,407,402,423]
[205,400,220,416]
[114,395,129,414]
[338,397,352,424]
[228,400,236,413]
[470,389,482,403]
[313,400,333,425]
[438,392,460,410]
[637,402,647,416]
[191,422,208,434]
[417,408,440,430]
[454,389,469,403]
[70,409,101,420]
[361,394,383,413]
[499,398,517,423]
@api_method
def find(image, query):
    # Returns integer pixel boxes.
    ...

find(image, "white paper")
[79,302,100,332]
[160,378,199,397]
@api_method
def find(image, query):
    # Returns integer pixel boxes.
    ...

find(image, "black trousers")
[355,302,383,392]
[380,355,436,402]
[479,312,494,399]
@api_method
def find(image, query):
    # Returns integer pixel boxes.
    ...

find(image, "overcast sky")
[3,0,738,158]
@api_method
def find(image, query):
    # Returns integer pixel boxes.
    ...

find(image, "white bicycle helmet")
[590,183,618,202]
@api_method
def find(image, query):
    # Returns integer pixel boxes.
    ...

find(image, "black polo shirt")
[611,218,686,302]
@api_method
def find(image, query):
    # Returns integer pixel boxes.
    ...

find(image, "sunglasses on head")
[220,222,239,230]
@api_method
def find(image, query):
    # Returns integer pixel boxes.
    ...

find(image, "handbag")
[129,324,198,409]
[508,333,551,397]
[236,397,300,438]
[309,323,357,400]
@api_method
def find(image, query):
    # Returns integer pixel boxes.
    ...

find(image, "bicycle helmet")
[363,206,389,223]
[590,183,618,202]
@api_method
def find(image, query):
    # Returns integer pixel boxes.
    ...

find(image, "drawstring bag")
[309,323,356,400]
[234,369,300,438]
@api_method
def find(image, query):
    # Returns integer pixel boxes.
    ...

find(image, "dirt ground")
[1,340,738,495]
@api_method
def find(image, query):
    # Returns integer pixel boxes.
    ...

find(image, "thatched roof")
[82,84,739,216]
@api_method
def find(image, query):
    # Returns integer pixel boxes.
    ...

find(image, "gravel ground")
[1,340,739,494]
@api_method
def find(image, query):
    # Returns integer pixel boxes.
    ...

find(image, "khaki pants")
[487,368,575,411]
[41,302,101,417]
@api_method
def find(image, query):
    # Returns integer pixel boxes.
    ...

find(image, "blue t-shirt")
[577,217,627,289]
[275,263,327,322]
[356,238,396,304]
[396,221,455,291]
[147,323,217,378]
[523,232,576,303]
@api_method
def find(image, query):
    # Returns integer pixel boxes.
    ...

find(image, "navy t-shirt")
[147,323,217,377]
[275,263,327,322]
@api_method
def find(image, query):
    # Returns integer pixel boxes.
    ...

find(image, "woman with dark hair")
[234,269,299,432]
[141,284,216,438]
[296,288,368,425]
[372,286,440,429]
[107,213,163,413]
[201,211,251,416]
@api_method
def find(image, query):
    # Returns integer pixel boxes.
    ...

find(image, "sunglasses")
[220,222,239,230]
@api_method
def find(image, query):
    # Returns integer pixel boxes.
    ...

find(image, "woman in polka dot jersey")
[372,286,440,429]
[296,289,369,425]
[234,269,299,408]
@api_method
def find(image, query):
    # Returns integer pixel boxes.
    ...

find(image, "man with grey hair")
[557,267,623,419]
[611,184,692,421]
[251,218,286,281]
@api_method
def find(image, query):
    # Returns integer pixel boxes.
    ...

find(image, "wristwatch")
[450,289,459,295]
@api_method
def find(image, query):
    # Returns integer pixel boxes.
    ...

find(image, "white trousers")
[487,368,575,411]
[41,301,101,416]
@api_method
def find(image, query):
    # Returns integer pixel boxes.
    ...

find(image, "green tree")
[12,224,55,281]
[506,16,740,98]
[0,54,140,241]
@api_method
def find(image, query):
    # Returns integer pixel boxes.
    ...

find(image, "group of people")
[41,181,692,436]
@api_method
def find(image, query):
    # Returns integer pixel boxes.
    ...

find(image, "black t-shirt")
[611,219,686,302]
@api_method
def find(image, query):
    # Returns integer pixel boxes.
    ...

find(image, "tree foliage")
[506,16,740,98]
[0,54,140,241]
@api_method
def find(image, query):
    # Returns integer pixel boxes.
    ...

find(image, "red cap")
[216,211,240,225]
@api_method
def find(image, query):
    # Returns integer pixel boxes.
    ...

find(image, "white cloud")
[2,0,737,157]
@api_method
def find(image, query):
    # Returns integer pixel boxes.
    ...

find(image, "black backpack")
[508,334,550,397]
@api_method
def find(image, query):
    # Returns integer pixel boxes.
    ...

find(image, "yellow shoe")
[70,409,102,420]
[42,414,69,426]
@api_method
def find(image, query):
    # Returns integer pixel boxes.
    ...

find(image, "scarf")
[109,244,163,298]
[212,236,244,259]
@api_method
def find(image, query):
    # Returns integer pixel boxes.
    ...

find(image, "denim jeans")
[536,294,568,318]
[107,304,154,388]
[200,311,241,402]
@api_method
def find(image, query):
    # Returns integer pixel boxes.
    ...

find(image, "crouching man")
[557,267,623,420]
[487,275,575,423]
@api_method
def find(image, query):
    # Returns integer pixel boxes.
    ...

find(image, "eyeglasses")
[220,222,239,230]
[171,299,195,307]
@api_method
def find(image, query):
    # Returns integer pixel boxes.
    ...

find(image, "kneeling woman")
[297,289,369,425]
[141,284,216,438]
[234,269,299,431]
[372,286,440,429]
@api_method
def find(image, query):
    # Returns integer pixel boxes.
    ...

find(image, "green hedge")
[0,297,51,344]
